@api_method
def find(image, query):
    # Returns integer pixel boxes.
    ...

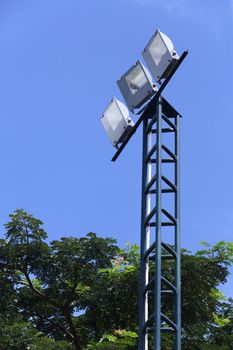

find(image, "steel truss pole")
[110,49,187,350]
[138,97,181,350]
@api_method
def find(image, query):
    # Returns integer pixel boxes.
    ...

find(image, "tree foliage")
[0,209,232,349]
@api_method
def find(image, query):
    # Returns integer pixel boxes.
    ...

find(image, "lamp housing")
[100,97,134,147]
[142,29,179,82]
[117,60,156,111]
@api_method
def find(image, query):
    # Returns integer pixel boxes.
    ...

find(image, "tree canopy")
[0,209,232,349]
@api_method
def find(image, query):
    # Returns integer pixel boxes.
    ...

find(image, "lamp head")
[117,60,157,111]
[100,97,134,147]
[142,29,179,82]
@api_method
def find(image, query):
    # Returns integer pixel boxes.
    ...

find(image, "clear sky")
[0,0,232,293]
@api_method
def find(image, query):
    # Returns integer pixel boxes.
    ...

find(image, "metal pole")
[146,127,153,350]
[175,114,181,350]
[137,98,182,350]
[109,47,188,350]
[154,97,162,349]
[138,117,150,350]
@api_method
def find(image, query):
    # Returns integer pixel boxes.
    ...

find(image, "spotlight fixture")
[117,60,156,112]
[142,28,179,82]
[100,97,134,147]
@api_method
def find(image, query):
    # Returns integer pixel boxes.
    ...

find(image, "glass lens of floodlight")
[125,64,148,95]
[104,100,122,131]
[148,33,167,66]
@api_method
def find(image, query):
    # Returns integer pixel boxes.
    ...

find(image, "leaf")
[101,334,117,343]
[213,313,231,327]
[210,288,226,301]
[200,241,211,247]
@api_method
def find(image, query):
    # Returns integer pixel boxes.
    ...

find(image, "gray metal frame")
[138,96,181,350]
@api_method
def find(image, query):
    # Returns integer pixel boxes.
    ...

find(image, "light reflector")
[142,29,179,82]
[117,60,156,111]
[100,97,134,147]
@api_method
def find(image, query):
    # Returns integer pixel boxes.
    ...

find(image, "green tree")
[0,209,118,350]
[0,209,233,350]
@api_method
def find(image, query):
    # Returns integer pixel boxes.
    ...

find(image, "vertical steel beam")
[154,97,162,350]
[175,114,181,350]
[146,127,153,350]
[138,117,149,350]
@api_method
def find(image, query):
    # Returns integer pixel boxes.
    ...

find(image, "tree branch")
[23,271,60,309]
[12,280,30,287]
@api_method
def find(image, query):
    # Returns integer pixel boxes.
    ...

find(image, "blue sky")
[0,0,232,293]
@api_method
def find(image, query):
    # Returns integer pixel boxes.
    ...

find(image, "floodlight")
[142,29,179,82]
[100,97,134,147]
[117,60,156,111]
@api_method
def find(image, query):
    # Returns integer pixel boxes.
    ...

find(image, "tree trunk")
[63,309,81,350]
